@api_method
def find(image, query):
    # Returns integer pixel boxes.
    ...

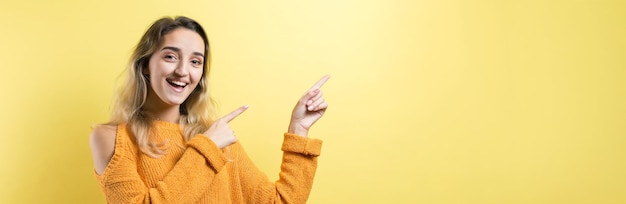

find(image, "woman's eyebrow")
[192,52,204,57]
[162,46,180,52]
[162,46,204,57]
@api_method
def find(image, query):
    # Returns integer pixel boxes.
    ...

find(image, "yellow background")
[1,0,625,203]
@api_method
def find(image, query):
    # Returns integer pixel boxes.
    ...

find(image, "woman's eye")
[192,60,203,65]
[164,55,177,60]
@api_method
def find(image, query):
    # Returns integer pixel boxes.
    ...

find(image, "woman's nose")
[174,62,189,76]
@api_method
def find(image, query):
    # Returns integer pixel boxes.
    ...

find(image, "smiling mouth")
[167,79,188,88]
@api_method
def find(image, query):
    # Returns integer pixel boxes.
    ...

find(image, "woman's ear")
[136,59,150,77]
[142,67,149,76]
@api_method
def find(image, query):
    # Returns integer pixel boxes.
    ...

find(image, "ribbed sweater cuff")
[187,135,228,172]
[281,133,323,156]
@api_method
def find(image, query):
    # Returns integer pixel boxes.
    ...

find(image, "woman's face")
[146,28,205,107]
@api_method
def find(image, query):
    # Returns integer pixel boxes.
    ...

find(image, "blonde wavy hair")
[108,16,217,157]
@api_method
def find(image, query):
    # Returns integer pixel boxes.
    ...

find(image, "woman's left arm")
[237,75,330,203]
[231,133,322,203]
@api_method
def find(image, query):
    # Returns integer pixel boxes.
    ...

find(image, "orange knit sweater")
[95,121,322,203]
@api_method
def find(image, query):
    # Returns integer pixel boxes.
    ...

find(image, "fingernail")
[307,105,313,111]
[307,100,312,105]
[243,104,249,108]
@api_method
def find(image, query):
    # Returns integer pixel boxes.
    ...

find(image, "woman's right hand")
[203,105,249,149]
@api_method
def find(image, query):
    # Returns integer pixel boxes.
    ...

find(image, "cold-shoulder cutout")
[89,124,117,175]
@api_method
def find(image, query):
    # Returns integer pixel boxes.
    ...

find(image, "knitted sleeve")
[235,133,323,204]
[96,134,227,204]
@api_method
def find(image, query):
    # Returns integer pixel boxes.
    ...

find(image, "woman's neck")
[143,93,181,123]
[144,106,180,123]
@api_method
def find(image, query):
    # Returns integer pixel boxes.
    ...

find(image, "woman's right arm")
[89,125,228,204]
[90,125,116,176]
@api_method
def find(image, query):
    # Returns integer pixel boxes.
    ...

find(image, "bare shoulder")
[90,124,117,149]
[89,124,118,175]
[91,124,117,141]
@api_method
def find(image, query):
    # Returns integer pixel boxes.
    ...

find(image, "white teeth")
[167,79,187,87]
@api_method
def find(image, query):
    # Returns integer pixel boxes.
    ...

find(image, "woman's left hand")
[288,75,330,137]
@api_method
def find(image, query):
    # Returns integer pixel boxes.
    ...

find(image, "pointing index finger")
[221,105,249,123]
[309,75,331,91]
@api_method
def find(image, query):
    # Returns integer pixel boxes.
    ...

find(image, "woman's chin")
[163,97,187,106]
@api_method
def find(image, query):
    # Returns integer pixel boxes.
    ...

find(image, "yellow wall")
[1,0,625,203]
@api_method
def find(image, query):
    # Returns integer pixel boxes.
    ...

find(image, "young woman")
[89,16,329,203]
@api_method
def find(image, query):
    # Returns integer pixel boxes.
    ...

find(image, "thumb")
[220,105,249,123]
